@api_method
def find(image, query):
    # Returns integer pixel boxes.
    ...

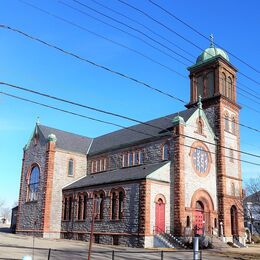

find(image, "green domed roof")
[196,34,229,64]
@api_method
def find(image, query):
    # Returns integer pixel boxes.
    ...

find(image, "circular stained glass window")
[192,146,209,174]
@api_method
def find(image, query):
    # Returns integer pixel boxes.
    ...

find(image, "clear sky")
[0,0,259,208]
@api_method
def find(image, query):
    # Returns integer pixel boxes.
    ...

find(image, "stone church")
[16,42,245,247]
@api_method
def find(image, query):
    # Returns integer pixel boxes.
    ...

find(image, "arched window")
[77,195,83,220]
[231,183,235,196]
[224,113,229,132]
[68,159,74,176]
[229,148,234,163]
[221,73,227,96]
[162,143,169,160]
[83,194,87,219]
[231,117,236,135]
[186,216,191,227]
[63,197,68,220]
[68,196,73,221]
[197,118,203,135]
[111,192,117,220]
[28,165,40,201]
[94,191,105,220]
[119,191,124,219]
[214,218,217,228]
[227,77,232,99]
[206,72,214,97]
[196,76,204,99]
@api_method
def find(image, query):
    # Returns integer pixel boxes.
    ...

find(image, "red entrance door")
[155,199,165,233]
[193,201,204,235]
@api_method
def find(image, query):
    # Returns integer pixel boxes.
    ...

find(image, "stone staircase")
[154,226,187,249]
[211,236,230,250]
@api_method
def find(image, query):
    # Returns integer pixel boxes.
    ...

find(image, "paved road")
[0,226,259,260]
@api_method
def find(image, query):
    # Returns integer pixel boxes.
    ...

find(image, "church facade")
[16,43,245,247]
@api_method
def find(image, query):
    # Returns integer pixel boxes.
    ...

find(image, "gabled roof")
[63,161,169,190]
[89,108,196,155]
[38,125,93,154]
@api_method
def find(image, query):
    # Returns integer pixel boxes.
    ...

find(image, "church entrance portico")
[189,189,216,236]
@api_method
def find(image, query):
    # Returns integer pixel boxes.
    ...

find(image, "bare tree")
[1,207,11,222]
[244,178,260,235]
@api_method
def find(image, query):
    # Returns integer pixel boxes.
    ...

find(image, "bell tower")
[186,36,244,243]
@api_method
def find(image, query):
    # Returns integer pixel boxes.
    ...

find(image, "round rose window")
[192,146,209,174]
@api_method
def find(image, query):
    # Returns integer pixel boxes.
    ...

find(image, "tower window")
[227,77,232,99]
[224,114,229,132]
[196,76,204,99]
[231,117,236,135]
[222,72,227,96]
[229,148,234,163]
[206,72,214,97]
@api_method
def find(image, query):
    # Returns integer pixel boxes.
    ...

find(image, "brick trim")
[41,141,56,233]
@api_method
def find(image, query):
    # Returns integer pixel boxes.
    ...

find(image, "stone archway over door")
[155,198,165,233]
[231,205,238,237]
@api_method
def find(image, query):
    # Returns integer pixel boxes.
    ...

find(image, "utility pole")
[88,197,101,260]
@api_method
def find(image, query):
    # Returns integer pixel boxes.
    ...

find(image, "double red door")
[194,210,204,235]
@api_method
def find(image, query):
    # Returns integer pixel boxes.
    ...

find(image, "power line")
[0,91,155,138]
[58,1,189,67]
[118,0,260,86]
[18,0,187,78]
[1,81,259,159]
[1,90,259,166]
[2,23,260,115]
[148,0,260,75]
[0,24,186,103]
[71,0,193,64]
[88,0,196,59]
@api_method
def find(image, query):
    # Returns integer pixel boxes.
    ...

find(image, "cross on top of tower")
[210,33,214,47]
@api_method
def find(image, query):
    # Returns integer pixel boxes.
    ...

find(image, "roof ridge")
[38,124,92,140]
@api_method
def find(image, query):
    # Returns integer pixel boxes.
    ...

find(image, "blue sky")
[0,0,259,208]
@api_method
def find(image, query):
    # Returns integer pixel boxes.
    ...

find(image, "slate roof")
[63,161,169,190]
[38,125,93,154]
[89,107,196,155]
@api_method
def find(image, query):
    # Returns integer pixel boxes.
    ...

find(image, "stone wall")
[17,132,47,235]
[61,182,144,247]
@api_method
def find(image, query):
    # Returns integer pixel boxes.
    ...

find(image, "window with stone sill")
[77,193,88,220]
[122,151,143,168]
[162,143,169,161]
[91,158,107,173]
[68,159,74,177]
[110,188,125,220]
[63,195,73,221]
[224,113,229,132]
[94,191,105,220]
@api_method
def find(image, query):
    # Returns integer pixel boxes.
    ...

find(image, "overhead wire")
[1,90,259,166]
[148,0,260,75]
[1,80,260,160]
[118,0,260,86]
[17,0,187,78]
[88,0,196,58]
[19,0,260,106]
[71,0,194,64]
[0,24,186,104]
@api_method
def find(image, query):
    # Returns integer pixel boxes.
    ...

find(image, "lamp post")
[88,196,102,260]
